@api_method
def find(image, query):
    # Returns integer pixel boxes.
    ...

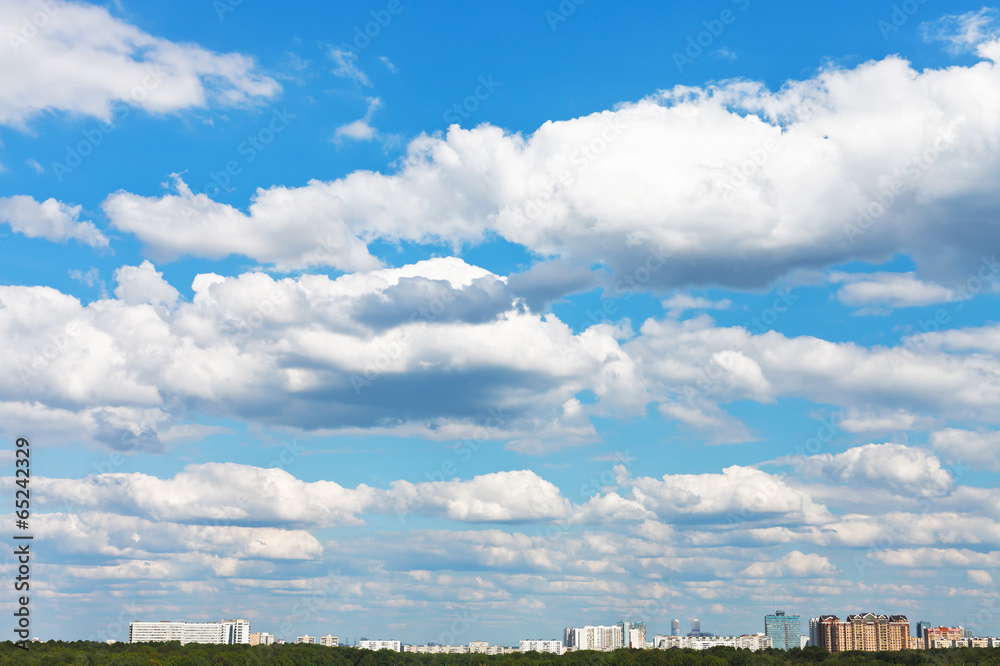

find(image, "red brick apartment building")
[817,613,910,652]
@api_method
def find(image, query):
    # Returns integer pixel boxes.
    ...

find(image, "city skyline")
[2,0,1000,645]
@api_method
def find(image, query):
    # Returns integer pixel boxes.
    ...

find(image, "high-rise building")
[689,619,701,637]
[320,635,338,647]
[619,621,646,648]
[765,611,801,651]
[563,625,623,650]
[295,635,316,645]
[809,618,821,647]
[671,619,680,637]
[916,621,931,638]
[816,613,909,652]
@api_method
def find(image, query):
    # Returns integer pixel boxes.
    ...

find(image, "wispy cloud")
[328,46,371,86]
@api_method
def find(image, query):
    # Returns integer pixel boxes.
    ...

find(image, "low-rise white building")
[129,619,251,645]
[404,645,468,654]
[653,634,772,651]
[520,640,563,654]
[295,635,316,645]
[360,639,401,652]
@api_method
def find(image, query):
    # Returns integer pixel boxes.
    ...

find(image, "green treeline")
[0,643,995,666]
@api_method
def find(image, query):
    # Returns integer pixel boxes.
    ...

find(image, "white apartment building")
[469,641,489,654]
[320,635,339,647]
[520,640,563,654]
[404,645,469,654]
[359,639,401,651]
[129,620,251,645]
[653,634,772,651]
[564,625,623,651]
[224,619,250,644]
[258,632,274,646]
[295,635,316,644]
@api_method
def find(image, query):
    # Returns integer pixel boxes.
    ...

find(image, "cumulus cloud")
[830,271,956,310]
[0,0,279,127]
[780,443,954,498]
[105,175,381,272]
[967,569,994,585]
[931,428,1000,471]
[114,261,180,308]
[0,195,108,247]
[0,256,649,450]
[334,96,383,144]
[618,465,832,526]
[838,409,932,433]
[390,470,572,523]
[26,464,574,527]
[663,294,732,319]
[870,547,1000,568]
[740,550,835,578]
[103,52,1000,289]
[627,316,1000,443]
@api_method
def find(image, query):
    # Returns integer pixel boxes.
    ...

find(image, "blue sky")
[2,0,1000,647]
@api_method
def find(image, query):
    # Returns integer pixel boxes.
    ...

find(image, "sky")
[1,0,1000,647]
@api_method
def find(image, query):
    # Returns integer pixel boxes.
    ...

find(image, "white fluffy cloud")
[0,0,278,126]
[627,315,1000,443]
[7,257,1000,451]
[0,195,108,247]
[830,271,956,310]
[0,257,649,450]
[740,550,835,578]
[103,52,1000,288]
[105,176,381,271]
[114,261,179,308]
[618,464,832,526]
[782,443,954,498]
[23,465,576,529]
[390,470,572,523]
[931,428,1000,471]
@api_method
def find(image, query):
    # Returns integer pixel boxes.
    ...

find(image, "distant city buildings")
[249,632,274,646]
[129,619,250,645]
[125,609,1000,654]
[765,610,801,650]
[620,621,647,648]
[403,642,513,655]
[359,639,401,652]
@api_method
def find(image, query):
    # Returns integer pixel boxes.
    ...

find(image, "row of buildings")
[128,613,1000,653]
[810,614,1000,652]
